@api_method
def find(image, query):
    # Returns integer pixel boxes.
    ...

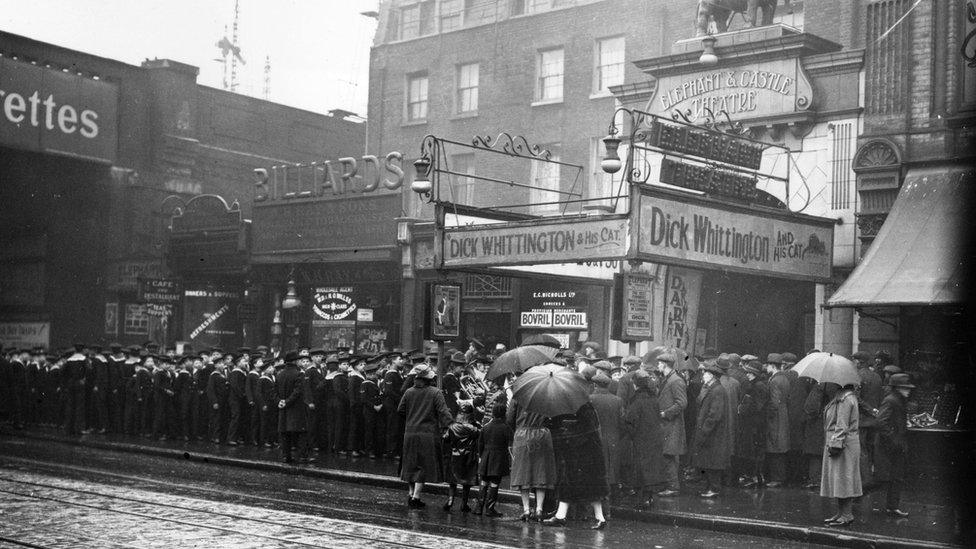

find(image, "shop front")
[827,164,974,481]
[0,52,119,348]
[248,162,404,353]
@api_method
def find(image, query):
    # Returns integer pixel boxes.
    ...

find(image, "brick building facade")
[0,30,364,350]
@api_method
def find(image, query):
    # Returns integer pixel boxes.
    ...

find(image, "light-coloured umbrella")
[790,352,859,387]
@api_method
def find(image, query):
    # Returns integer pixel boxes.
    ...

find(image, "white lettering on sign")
[552,311,587,329]
[0,90,100,138]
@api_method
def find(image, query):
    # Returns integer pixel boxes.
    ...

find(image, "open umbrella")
[486,345,557,381]
[642,345,699,371]
[511,363,590,418]
[790,352,859,387]
[521,334,562,349]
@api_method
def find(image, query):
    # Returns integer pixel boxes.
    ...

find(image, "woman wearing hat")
[507,392,556,521]
[874,373,914,517]
[398,364,454,508]
[820,380,862,527]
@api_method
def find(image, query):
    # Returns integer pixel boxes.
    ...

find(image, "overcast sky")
[0,0,378,116]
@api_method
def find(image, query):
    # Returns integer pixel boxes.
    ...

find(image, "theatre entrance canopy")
[415,111,835,284]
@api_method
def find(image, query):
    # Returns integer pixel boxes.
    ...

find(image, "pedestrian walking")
[398,363,454,508]
[821,381,862,527]
[276,351,309,464]
[874,373,913,517]
[476,403,512,517]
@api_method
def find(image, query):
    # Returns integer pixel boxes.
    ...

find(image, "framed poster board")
[425,282,461,340]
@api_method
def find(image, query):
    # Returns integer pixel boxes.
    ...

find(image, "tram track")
[0,455,539,548]
[0,469,513,549]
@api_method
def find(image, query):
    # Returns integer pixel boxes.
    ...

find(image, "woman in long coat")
[398,364,454,508]
[692,363,730,497]
[506,396,556,521]
[623,369,663,508]
[820,382,862,526]
[542,402,610,530]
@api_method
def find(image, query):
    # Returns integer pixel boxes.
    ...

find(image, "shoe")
[656,489,679,497]
[98,428,107,434]
[227,440,238,446]
[528,509,538,522]
[519,512,531,522]
[699,490,719,498]
[408,497,426,508]
[886,508,909,517]
[484,507,503,518]
[827,517,854,527]
[541,517,567,527]
[823,514,840,524]
[351,450,364,458]
[765,481,783,488]
[591,520,607,530]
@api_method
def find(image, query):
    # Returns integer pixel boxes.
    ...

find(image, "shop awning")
[827,165,974,307]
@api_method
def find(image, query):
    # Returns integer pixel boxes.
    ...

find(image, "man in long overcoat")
[654,353,687,496]
[589,372,624,498]
[853,350,883,488]
[765,353,791,486]
[277,351,309,463]
[693,362,730,498]
[737,360,769,486]
[716,354,740,486]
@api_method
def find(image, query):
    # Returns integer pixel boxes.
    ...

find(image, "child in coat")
[444,403,482,512]
[476,403,513,517]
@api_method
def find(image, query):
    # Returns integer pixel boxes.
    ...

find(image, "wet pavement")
[0,426,970,548]
[0,436,830,549]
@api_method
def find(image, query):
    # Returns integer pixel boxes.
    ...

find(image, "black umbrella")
[512,363,590,417]
[486,345,557,380]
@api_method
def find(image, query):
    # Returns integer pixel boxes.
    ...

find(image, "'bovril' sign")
[254,153,405,202]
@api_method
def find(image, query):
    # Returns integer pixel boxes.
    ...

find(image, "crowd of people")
[0,340,913,529]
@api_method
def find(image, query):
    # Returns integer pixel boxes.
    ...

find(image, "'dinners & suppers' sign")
[636,189,833,282]
[442,217,628,268]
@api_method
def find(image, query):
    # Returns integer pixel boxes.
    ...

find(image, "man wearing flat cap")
[874,373,914,517]
[692,362,730,498]
[654,352,688,496]
[764,353,790,487]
